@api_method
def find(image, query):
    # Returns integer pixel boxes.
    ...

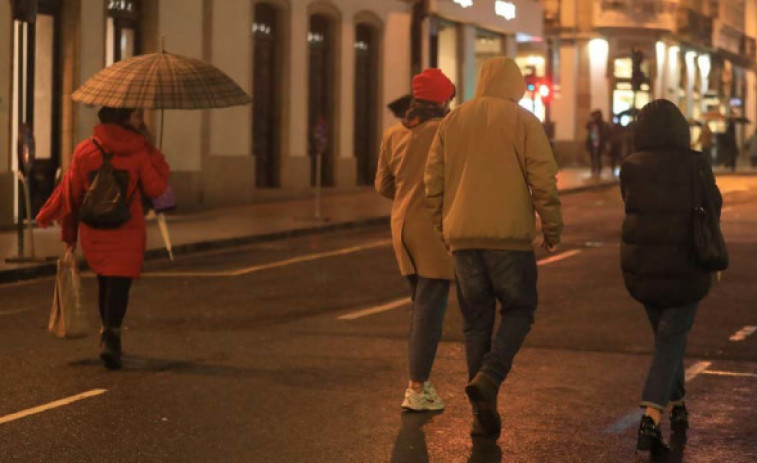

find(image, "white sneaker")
[401,382,445,411]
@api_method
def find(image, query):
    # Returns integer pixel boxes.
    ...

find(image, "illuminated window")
[106,0,140,66]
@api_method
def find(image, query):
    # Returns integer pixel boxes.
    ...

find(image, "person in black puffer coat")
[620,99,722,454]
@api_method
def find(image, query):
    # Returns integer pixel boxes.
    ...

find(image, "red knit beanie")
[412,69,455,103]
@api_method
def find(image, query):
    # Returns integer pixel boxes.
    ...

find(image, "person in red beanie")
[375,68,455,411]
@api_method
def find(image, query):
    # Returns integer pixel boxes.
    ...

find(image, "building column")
[282,0,309,188]
[460,23,476,102]
[336,17,356,187]
[0,0,13,226]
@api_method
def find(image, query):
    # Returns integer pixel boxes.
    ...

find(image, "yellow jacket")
[376,121,454,279]
[424,57,563,251]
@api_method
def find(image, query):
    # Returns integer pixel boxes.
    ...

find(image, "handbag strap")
[689,149,703,212]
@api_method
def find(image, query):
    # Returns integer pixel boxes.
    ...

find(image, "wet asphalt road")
[1,178,756,462]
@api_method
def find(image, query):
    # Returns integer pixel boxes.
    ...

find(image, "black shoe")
[465,372,501,438]
[637,416,670,454]
[99,328,122,370]
[670,404,689,432]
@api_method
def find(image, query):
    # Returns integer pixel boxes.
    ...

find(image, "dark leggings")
[97,275,133,329]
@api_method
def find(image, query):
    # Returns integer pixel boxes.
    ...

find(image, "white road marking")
[729,325,757,342]
[604,361,712,434]
[537,249,582,266]
[337,297,412,320]
[702,370,757,379]
[338,250,583,320]
[0,308,37,316]
[0,389,107,425]
[141,239,391,278]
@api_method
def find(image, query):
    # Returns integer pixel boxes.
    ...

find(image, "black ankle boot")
[466,372,501,438]
[637,415,670,454]
[670,404,689,432]
[99,328,122,370]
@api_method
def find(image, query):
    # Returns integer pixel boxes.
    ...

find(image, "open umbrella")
[72,49,252,260]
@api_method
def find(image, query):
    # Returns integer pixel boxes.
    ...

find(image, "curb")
[0,181,618,285]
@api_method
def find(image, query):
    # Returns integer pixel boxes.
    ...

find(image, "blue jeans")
[406,276,450,382]
[452,250,538,384]
[641,302,698,410]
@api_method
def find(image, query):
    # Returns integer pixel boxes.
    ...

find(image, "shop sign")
[453,0,474,8]
[495,1,516,20]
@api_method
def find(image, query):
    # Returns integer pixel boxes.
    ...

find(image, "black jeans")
[406,275,450,382]
[452,250,538,384]
[641,302,698,410]
[97,275,132,329]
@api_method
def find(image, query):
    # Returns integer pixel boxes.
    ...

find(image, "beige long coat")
[375,121,454,280]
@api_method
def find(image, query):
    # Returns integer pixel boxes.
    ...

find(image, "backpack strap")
[91,138,114,165]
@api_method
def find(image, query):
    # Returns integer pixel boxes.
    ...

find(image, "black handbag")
[690,151,728,271]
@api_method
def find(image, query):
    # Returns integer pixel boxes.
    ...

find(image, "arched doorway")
[354,23,379,185]
[11,0,62,217]
[253,3,281,188]
[307,14,335,187]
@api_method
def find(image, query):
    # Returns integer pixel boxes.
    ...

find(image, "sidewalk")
[0,168,618,283]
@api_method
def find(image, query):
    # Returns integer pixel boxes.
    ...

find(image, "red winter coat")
[37,124,170,278]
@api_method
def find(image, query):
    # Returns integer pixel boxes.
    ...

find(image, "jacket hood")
[475,57,526,102]
[633,99,691,151]
[93,123,147,155]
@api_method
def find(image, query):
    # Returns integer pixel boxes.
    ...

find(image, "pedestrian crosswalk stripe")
[702,370,757,379]
[537,249,582,266]
[0,389,107,425]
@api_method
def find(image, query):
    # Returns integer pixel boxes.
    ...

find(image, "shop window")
[475,29,503,83]
[308,14,336,187]
[253,3,281,188]
[612,55,650,125]
[106,0,141,66]
[430,17,459,105]
[354,23,379,186]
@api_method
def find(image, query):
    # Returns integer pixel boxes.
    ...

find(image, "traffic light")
[524,74,537,92]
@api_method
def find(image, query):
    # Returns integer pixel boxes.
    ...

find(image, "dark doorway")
[354,24,378,186]
[12,0,63,217]
[308,14,335,187]
[252,3,281,188]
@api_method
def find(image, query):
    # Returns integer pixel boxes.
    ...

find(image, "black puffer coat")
[620,100,722,308]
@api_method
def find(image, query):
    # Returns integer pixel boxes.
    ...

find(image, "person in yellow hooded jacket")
[425,57,563,438]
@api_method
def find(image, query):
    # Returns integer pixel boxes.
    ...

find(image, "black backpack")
[79,139,135,229]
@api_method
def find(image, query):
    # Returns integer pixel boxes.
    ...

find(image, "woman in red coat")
[38,107,169,369]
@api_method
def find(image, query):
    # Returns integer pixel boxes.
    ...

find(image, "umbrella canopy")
[72,52,251,109]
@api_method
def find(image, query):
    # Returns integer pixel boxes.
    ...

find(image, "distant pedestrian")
[620,99,723,454]
[37,107,170,370]
[586,109,609,179]
[745,127,757,168]
[608,121,625,176]
[722,120,738,171]
[425,57,563,438]
[376,69,456,411]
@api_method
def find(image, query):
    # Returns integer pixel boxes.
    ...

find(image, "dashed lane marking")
[0,308,36,316]
[537,249,582,266]
[338,250,583,320]
[140,239,391,278]
[604,361,712,434]
[702,370,757,379]
[337,297,412,320]
[0,389,107,425]
[729,326,757,342]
